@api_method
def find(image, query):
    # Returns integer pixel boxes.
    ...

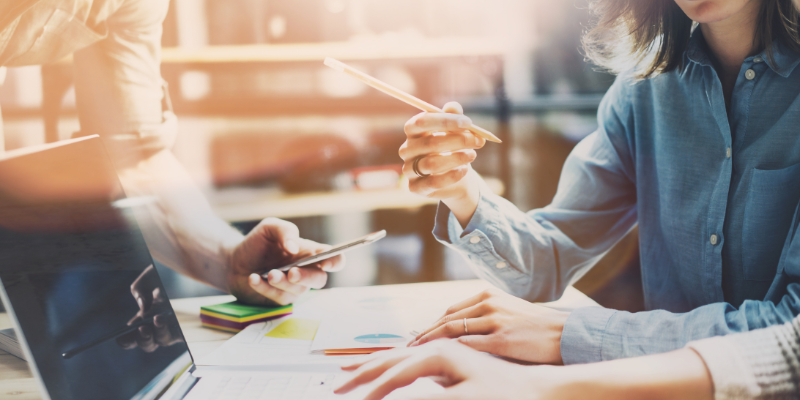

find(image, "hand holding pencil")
[324,58,495,227]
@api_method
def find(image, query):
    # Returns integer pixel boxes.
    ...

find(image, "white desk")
[0,280,594,399]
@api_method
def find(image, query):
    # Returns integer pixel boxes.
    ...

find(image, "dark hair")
[583,0,800,79]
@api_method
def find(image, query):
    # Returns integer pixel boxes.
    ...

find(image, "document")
[311,281,599,352]
[199,280,599,365]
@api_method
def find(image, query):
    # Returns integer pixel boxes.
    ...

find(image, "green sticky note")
[202,302,292,318]
[265,318,320,341]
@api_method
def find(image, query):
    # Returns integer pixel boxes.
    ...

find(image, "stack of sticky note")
[200,301,293,333]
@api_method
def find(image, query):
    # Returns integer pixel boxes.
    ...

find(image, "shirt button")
[469,236,481,244]
[710,234,719,245]
[726,147,732,158]
[495,262,507,269]
[753,57,763,63]
[745,69,756,80]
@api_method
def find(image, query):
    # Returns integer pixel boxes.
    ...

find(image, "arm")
[561,201,800,363]
[71,0,341,305]
[338,317,800,400]
[335,340,713,400]
[402,77,638,303]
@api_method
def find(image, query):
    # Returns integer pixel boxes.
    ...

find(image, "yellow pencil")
[323,57,502,144]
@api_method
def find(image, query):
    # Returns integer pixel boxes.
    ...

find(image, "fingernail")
[284,240,300,254]
[270,270,283,283]
[249,274,261,286]
[288,269,300,283]
[458,118,471,129]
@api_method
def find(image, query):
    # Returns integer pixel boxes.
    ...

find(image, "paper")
[197,290,365,366]
[311,281,492,352]
[265,319,319,341]
[311,281,599,352]
[198,280,599,366]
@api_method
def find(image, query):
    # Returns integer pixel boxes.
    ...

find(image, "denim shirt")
[434,31,800,364]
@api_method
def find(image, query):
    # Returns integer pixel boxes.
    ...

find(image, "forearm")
[117,150,243,292]
[545,349,713,400]
[562,286,800,364]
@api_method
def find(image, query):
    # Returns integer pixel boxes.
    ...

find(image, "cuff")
[431,197,521,275]
[687,336,760,400]
[560,306,616,365]
[689,319,800,400]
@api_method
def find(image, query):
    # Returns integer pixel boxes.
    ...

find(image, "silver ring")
[412,156,430,178]
[463,318,469,335]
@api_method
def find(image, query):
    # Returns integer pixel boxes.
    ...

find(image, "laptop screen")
[0,137,191,400]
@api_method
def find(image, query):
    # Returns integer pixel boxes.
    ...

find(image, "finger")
[254,218,301,255]
[266,269,310,296]
[153,314,174,347]
[341,352,385,371]
[443,291,493,318]
[403,150,476,177]
[442,101,464,115]
[335,350,414,394]
[408,166,470,196]
[116,330,139,350]
[457,335,501,354]
[411,317,494,347]
[131,276,155,314]
[414,302,490,342]
[404,112,473,138]
[363,352,458,400]
[286,266,327,289]
[247,273,298,306]
[317,253,344,272]
[137,324,158,353]
[128,313,142,326]
[400,132,483,161]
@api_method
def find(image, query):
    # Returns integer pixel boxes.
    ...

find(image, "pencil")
[323,57,502,144]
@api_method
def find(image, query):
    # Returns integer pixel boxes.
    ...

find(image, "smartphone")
[263,230,387,276]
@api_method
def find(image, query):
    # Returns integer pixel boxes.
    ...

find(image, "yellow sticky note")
[265,318,320,341]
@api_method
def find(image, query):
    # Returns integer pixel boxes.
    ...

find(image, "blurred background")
[0,0,643,312]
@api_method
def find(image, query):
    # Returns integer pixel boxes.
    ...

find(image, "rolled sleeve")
[560,307,617,364]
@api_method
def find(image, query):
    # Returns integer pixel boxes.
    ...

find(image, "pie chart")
[354,334,406,344]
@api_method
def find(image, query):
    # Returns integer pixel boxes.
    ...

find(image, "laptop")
[0,136,439,400]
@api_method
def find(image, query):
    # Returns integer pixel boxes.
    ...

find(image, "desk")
[0,280,594,399]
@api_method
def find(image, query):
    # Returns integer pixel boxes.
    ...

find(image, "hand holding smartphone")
[262,230,386,277]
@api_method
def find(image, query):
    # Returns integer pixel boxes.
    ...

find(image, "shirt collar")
[686,28,800,78]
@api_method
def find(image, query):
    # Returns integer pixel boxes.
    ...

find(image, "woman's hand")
[335,340,560,400]
[335,341,715,400]
[409,288,570,365]
[400,102,486,226]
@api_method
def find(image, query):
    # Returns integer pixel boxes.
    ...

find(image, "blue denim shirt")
[433,31,800,364]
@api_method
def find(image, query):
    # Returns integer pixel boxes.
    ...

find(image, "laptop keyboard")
[185,374,341,400]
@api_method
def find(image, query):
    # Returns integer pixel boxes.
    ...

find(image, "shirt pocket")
[5,8,105,66]
[742,163,800,281]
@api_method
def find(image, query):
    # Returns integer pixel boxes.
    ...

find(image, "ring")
[463,318,469,335]
[412,156,430,178]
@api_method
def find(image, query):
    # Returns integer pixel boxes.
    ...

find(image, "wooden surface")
[210,187,437,222]
[0,281,591,399]
[54,38,507,66]
[209,178,504,222]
